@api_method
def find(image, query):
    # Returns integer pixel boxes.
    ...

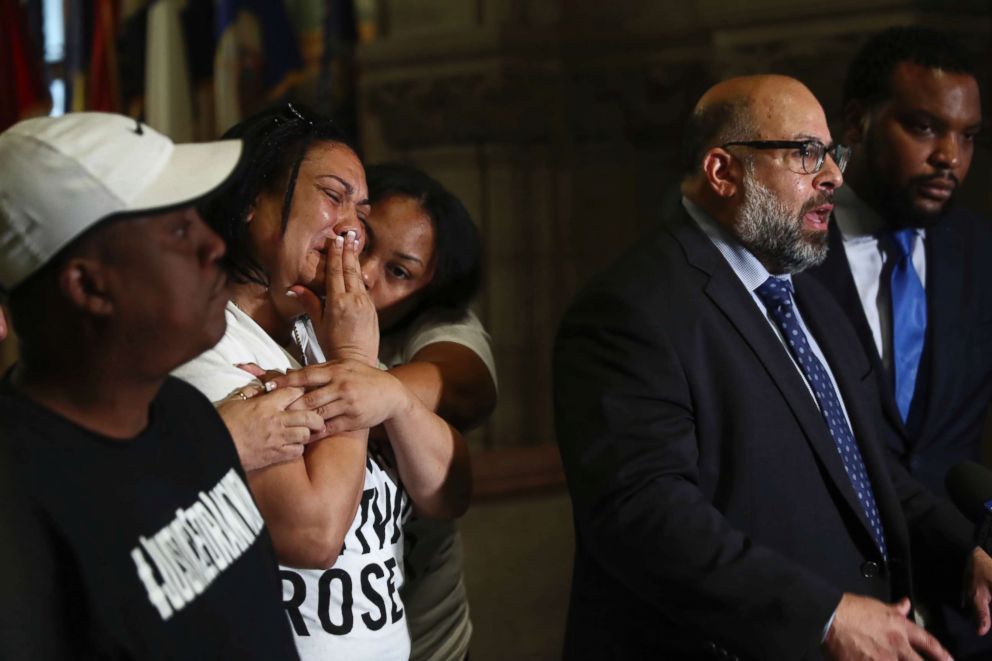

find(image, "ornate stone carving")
[364,70,559,148]
[357,1,992,452]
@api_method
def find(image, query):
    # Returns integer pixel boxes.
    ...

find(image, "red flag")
[88,0,120,112]
[0,0,51,131]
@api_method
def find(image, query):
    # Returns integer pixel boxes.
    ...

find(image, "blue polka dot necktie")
[755,276,887,559]
[887,229,927,423]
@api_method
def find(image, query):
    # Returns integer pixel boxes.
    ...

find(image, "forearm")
[390,342,497,431]
[248,429,368,569]
[258,358,473,519]
[382,389,471,519]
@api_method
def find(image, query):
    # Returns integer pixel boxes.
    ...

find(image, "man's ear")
[0,307,7,342]
[245,197,258,224]
[843,99,870,146]
[58,259,114,317]
[702,148,740,199]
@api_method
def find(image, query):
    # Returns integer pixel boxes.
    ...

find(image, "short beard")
[875,172,958,229]
[864,132,957,229]
[735,166,830,274]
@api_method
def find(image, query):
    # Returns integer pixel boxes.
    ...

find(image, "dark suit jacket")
[806,206,992,499]
[553,204,973,660]
[806,205,992,657]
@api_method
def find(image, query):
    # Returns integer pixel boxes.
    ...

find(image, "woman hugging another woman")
[269,163,498,660]
[362,163,497,661]
[173,104,473,660]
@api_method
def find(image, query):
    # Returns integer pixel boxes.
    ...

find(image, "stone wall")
[357,0,992,452]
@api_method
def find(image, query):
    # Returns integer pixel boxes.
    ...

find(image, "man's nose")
[191,208,226,264]
[930,133,962,171]
[814,153,843,191]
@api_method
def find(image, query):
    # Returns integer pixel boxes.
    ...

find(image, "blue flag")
[214,0,304,134]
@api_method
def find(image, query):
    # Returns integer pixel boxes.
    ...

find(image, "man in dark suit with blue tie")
[554,73,992,659]
[806,26,992,658]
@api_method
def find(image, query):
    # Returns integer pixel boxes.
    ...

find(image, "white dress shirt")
[832,186,926,373]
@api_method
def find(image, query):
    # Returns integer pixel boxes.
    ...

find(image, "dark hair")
[366,163,483,319]
[680,99,752,176]
[200,103,354,287]
[842,26,976,107]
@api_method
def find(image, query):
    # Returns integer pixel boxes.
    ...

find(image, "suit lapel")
[914,220,965,449]
[669,214,879,544]
[816,220,908,449]
[795,276,910,553]
[819,223,879,358]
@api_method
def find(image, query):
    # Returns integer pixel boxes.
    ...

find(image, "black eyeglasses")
[721,140,852,174]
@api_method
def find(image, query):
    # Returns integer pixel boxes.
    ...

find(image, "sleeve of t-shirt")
[172,339,260,403]
[399,308,498,390]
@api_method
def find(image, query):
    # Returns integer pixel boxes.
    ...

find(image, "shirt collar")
[833,185,925,243]
[682,196,791,294]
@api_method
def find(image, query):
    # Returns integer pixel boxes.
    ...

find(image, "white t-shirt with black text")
[174,302,412,660]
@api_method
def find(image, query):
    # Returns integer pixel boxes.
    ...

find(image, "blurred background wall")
[3,1,992,658]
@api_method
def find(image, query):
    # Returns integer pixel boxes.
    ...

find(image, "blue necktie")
[755,276,887,558]
[888,229,927,422]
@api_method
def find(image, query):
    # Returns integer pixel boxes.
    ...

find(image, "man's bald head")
[681,75,822,177]
[680,75,842,274]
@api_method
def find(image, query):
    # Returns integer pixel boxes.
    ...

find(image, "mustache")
[912,172,960,189]
[799,191,834,215]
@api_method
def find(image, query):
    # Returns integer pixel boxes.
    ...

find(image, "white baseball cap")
[0,112,243,290]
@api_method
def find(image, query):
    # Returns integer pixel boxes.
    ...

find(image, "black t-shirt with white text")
[0,376,298,660]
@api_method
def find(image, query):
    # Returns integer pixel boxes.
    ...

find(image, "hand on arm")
[823,594,952,661]
[266,360,472,519]
[266,232,472,518]
[216,384,326,472]
[233,236,375,568]
[270,360,409,434]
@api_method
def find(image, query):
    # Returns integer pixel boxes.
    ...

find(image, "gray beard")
[735,171,828,274]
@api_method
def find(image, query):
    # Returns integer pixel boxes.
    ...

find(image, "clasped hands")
[220,358,405,472]
[221,230,397,472]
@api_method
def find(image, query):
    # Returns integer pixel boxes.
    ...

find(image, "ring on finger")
[238,386,260,400]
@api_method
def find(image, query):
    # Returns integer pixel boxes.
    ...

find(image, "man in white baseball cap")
[0,113,299,659]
